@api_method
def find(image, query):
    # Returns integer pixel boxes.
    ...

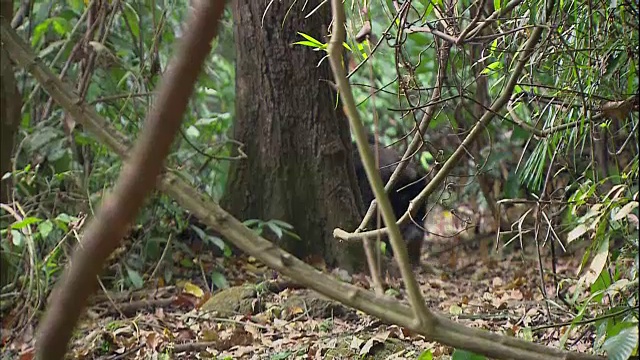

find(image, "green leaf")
[269,219,294,229]
[38,220,54,239]
[55,213,74,224]
[185,125,200,138]
[190,225,207,240]
[122,3,140,39]
[126,267,144,289]
[68,0,84,13]
[420,151,433,170]
[180,258,194,268]
[50,17,71,35]
[206,235,226,251]
[243,219,261,228]
[452,349,486,360]
[12,217,42,230]
[282,229,301,241]
[295,32,325,48]
[11,230,23,246]
[489,38,498,54]
[603,324,638,360]
[27,127,60,152]
[266,221,283,239]
[494,0,502,10]
[481,61,502,75]
[211,271,229,289]
[32,19,52,46]
[590,268,612,302]
[424,1,434,18]
[379,241,387,255]
[292,40,322,48]
[417,349,433,360]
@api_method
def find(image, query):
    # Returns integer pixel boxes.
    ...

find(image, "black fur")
[353,137,426,265]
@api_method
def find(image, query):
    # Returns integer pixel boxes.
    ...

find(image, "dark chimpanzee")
[353,136,427,266]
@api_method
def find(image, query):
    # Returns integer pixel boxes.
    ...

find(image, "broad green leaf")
[206,236,226,251]
[38,220,54,239]
[481,61,503,75]
[126,267,144,289]
[417,349,433,360]
[11,230,23,246]
[590,267,612,302]
[190,225,207,240]
[12,217,42,229]
[49,17,71,35]
[180,258,195,268]
[55,213,74,224]
[603,324,638,360]
[266,221,283,239]
[211,271,229,289]
[32,19,50,46]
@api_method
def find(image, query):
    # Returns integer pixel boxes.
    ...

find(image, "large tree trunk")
[223,0,365,272]
[1,0,21,287]
[0,1,19,205]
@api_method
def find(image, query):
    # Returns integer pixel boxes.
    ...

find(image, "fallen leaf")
[183,282,204,298]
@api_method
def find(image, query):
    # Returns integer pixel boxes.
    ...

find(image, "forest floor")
[1,210,597,360]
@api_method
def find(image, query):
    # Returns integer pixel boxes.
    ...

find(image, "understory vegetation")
[0,0,638,359]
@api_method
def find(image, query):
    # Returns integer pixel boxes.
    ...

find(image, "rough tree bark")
[0,0,21,288]
[223,0,365,271]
